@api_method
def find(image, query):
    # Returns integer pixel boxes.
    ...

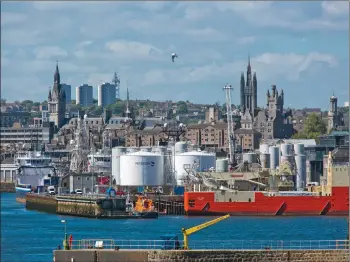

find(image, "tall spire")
[54,61,60,85]
[246,53,251,86]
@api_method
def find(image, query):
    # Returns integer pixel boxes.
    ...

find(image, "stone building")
[327,95,344,133]
[240,56,257,114]
[48,63,66,129]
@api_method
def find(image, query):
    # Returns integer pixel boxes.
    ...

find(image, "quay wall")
[56,199,101,217]
[53,249,350,262]
[26,194,57,213]
[0,182,15,193]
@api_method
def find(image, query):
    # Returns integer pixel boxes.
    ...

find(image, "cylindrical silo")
[260,153,270,168]
[140,146,151,152]
[175,142,188,154]
[242,153,257,164]
[120,151,164,186]
[175,151,216,185]
[216,158,229,172]
[259,144,269,154]
[294,143,305,155]
[127,147,139,153]
[112,147,127,185]
[152,146,167,154]
[295,155,307,191]
[280,143,293,156]
[269,146,280,169]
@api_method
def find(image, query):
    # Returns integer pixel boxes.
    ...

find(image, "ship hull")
[15,187,31,203]
[184,187,349,216]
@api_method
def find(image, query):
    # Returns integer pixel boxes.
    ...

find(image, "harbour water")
[1,193,348,262]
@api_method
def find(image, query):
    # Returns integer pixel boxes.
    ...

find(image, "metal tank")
[260,153,270,168]
[294,143,305,155]
[242,153,257,164]
[259,144,269,154]
[280,155,294,165]
[152,146,167,154]
[174,142,188,154]
[111,147,126,185]
[127,147,139,153]
[216,158,229,172]
[119,151,164,186]
[295,155,307,191]
[280,143,293,156]
[174,151,216,185]
[269,146,280,169]
[140,146,152,152]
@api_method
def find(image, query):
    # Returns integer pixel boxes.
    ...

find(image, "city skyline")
[1,1,349,109]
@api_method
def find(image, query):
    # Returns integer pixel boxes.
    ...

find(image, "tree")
[71,99,76,105]
[292,113,327,140]
[176,101,188,114]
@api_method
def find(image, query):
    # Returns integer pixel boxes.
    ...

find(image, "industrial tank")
[119,151,164,186]
[259,144,269,154]
[280,143,293,156]
[280,155,294,165]
[140,146,152,152]
[175,142,188,154]
[295,155,307,191]
[260,153,270,168]
[294,143,305,155]
[152,146,167,154]
[269,146,280,169]
[112,147,127,185]
[216,158,229,172]
[242,153,257,164]
[127,147,139,153]
[174,151,216,185]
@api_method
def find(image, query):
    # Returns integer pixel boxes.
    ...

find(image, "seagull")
[171,53,178,62]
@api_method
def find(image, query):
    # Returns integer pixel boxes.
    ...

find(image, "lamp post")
[61,220,68,250]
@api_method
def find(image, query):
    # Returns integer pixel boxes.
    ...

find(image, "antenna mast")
[223,83,236,167]
[112,72,121,100]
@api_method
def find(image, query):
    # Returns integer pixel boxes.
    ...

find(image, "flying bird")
[171,53,178,62]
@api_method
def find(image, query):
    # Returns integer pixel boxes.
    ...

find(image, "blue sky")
[1,1,349,109]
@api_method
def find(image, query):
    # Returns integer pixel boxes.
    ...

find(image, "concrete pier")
[0,182,15,193]
[53,249,349,262]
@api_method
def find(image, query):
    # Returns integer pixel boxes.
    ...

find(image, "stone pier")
[53,249,349,262]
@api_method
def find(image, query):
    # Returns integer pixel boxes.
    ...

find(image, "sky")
[1,1,349,109]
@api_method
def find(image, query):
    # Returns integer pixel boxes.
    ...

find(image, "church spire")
[54,61,60,85]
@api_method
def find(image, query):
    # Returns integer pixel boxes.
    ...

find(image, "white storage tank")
[112,147,127,185]
[295,155,307,191]
[120,151,164,186]
[127,147,139,153]
[216,158,229,172]
[140,146,152,152]
[294,143,305,155]
[175,151,216,185]
[259,144,269,154]
[242,153,257,164]
[152,146,167,154]
[260,153,270,168]
[269,146,280,169]
[175,142,188,154]
[280,143,293,156]
[281,155,294,165]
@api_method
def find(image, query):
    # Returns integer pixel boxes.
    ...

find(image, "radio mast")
[223,83,236,167]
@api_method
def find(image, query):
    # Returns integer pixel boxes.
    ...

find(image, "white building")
[98,82,116,107]
[61,83,72,106]
[76,84,93,107]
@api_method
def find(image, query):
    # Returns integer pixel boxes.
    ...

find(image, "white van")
[48,186,56,195]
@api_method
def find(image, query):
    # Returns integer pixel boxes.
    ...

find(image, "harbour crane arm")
[181,214,230,250]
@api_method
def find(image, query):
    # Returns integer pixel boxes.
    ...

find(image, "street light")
[61,220,68,250]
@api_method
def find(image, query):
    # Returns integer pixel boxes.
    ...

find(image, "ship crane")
[181,214,230,250]
[223,84,236,167]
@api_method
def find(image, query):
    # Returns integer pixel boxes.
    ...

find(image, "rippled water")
[1,193,348,262]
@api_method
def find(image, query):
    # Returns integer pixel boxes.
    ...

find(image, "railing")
[65,239,350,251]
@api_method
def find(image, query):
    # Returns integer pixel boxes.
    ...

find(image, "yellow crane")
[181,214,230,250]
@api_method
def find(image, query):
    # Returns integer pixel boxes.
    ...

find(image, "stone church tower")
[48,62,66,129]
[240,55,257,114]
[327,95,338,133]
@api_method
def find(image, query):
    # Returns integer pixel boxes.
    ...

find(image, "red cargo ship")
[184,154,349,216]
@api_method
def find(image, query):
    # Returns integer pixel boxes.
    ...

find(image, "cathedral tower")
[240,55,257,114]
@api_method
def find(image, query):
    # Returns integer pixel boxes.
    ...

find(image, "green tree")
[176,101,188,114]
[20,100,34,111]
[292,113,327,140]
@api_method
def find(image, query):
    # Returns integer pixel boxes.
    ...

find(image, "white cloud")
[34,46,68,60]
[182,4,213,21]
[237,36,256,45]
[322,1,349,17]
[184,28,228,41]
[1,12,27,26]
[2,29,44,46]
[141,52,338,86]
[105,40,164,60]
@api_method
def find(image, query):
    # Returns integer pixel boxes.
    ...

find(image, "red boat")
[184,154,349,216]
